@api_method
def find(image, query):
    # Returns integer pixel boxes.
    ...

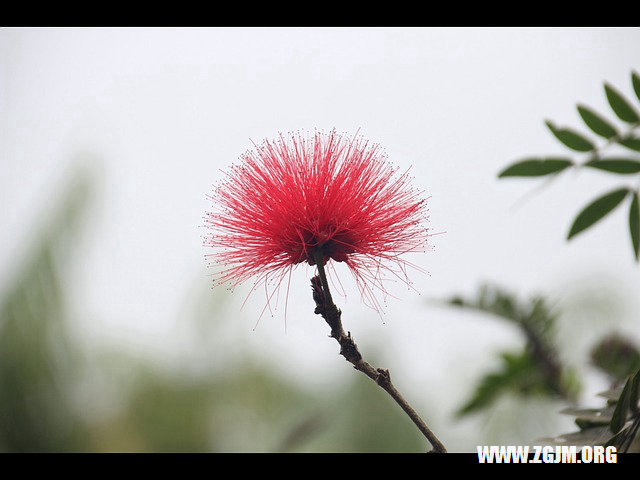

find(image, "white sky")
[1,27,640,450]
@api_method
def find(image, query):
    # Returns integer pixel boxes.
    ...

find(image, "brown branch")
[311,252,447,453]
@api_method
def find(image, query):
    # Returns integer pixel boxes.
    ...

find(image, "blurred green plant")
[591,334,640,382]
[498,70,640,261]
[446,284,579,417]
[493,70,640,452]
[0,171,92,451]
[542,369,640,453]
[540,336,640,452]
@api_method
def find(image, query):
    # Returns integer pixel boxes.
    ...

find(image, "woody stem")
[313,250,335,306]
[311,249,447,453]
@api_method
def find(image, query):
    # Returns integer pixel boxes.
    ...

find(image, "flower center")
[303,229,355,266]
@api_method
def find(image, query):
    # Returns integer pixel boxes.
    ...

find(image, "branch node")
[376,368,391,386]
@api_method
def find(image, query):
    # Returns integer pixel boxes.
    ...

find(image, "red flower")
[204,130,430,311]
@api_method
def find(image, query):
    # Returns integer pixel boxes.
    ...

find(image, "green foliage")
[567,188,629,240]
[577,105,618,139]
[498,71,640,261]
[610,376,633,434]
[630,192,640,260]
[632,371,640,417]
[498,158,573,177]
[631,71,640,100]
[541,365,640,451]
[584,158,640,174]
[545,120,595,152]
[605,370,640,452]
[590,334,640,381]
[446,285,579,417]
[457,350,556,416]
[605,83,640,123]
[532,302,640,451]
[619,136,640,152]
[110,364,319,453]
[0,172,92,452]
[471,70,640,451]
[633,71,640,103]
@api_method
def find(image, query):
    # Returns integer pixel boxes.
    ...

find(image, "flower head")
[204,130,430,311]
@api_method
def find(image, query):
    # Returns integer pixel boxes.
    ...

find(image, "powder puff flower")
[204,130,430,312]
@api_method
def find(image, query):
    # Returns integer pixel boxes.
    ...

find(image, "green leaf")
[457,349,550,416]
[631,192,640,261]
[545,120,595,152]
[610,376,633,433]
[632,71,640,104]
[567,188,629,240]
[605,83,640,123]
[577,105,618,139]
[619,136,640,152]
[584,158,640,174]
[498,157,574,177]
[605,428,630,448]
[630,369,640,414]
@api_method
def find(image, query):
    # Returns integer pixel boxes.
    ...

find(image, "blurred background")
[1,27,640,452]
